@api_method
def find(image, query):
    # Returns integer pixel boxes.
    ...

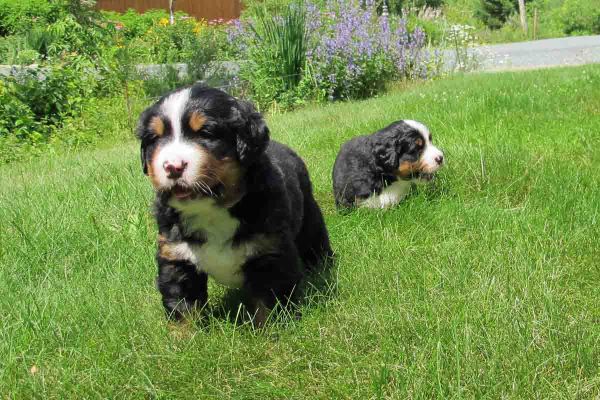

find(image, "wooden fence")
[96,0,241,21]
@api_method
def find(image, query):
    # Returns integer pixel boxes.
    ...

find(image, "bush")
[475,0,517,29]
[560,0,600,34]
[0,0,61,35]
[0,35,30,64]
[0,80,41,141]
[386,0,446,14]
[0,56,97,139]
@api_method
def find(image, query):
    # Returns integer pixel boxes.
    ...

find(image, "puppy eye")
[415,138,424,148]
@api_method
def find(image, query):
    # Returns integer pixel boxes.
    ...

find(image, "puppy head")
[375,120,444,181]
[136,84,269,201]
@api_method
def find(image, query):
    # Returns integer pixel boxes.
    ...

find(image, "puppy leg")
[156,260,208,320]
[243,245,303,326]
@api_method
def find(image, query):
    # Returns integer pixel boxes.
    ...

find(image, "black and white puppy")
[136,84,332,323]
[332,120,444,209]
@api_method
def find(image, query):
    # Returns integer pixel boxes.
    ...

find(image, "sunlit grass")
[1,65,599,398]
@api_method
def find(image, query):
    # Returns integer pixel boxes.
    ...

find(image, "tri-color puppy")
[136,84,332,323]
[332,120,444,209]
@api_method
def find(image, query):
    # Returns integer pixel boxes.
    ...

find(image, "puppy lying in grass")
[136,84,332,325]
[332,120,444,209]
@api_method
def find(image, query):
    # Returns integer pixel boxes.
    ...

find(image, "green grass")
[1,65,599,398]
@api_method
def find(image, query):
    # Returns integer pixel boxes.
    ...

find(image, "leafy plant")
[0,79,40,140]
[560,0,600,34]
[386,0,446,14]
[0,0,61,35]
[474,0,517,29]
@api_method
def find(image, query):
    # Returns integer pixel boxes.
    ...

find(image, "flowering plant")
[307,0,431,100]
[227,0,435,108]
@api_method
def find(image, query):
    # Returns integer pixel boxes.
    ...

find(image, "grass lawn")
[1,65,599,398]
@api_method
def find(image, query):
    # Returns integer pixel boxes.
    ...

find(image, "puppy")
[136,84,332,323]
[332,120,444,209]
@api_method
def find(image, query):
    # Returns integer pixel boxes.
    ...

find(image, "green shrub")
[0,80,41,141]
[120,15,204,64]
[44,14,112,60]
[0,35,30,64]
[560,0,600,34]
[3,57,96,132]
[101,9,173,39]
[475,0,517,29]
[386,0,446,13]
[0,0,61,35]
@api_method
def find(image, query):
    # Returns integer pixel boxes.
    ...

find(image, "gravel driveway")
[445,35,600,72]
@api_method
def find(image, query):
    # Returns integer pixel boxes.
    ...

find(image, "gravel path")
[445,35,600,72]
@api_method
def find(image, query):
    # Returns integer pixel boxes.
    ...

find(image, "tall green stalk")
[251,2,307,91]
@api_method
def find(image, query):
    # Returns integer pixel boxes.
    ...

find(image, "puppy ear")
[140,143,148,175]
[136,107,155,175]
[375,141,399,172]
[235,101,270,165]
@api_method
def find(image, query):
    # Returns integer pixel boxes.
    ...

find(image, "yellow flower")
[159,18,169,27]
[193,19,207,34]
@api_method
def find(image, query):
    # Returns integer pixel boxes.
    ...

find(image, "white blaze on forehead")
[161,88,191,140]
[151,88,201,189]
[404,120,430,139]
[404,119,444,173]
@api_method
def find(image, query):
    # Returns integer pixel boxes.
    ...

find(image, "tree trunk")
[169,0,176,25]
[518,0,528,35]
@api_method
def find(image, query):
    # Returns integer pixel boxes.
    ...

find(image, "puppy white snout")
[152,140,201,188]
[422,145,444,173]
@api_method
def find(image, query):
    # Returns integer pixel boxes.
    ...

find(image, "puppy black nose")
[163,161,187,179]
[435,155,444,165]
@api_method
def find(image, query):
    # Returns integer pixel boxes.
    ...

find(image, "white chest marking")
[360,180,413,209]
[170,198,254,288]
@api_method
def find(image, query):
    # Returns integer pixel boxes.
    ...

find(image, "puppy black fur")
[137,85,332,321]
[332,120,442,208]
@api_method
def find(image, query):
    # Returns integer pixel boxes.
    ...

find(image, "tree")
[475,0,518,30]
[517,0,528,34]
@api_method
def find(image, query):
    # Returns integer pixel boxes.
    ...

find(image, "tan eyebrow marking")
[149,116,164,137]
[416,138,424,147]
[189,111,207,132]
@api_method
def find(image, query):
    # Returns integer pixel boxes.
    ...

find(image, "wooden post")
[518,0,528,36]
[169,0,176,25]
[533,8,538,40]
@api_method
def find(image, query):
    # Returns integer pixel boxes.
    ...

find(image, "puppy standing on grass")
[136,84,332,324]
[332,120,444,209]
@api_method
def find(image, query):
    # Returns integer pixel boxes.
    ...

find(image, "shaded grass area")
[1,65,599,398]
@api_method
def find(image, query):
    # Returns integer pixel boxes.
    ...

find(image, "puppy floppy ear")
[136,107,156,175]
[235,100,270,165]
[374,123,411,172]
[140,143,148,175]
[375,141,398,172]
